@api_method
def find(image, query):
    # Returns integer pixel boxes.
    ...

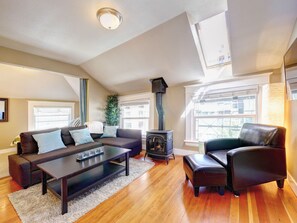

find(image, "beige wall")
[161,85,196,151]
[0,47,111,132]
[0,99,79,150]
[87,75,110,122]
[284,19,297,187]
[0,99,27,149]
[163,86,185,149]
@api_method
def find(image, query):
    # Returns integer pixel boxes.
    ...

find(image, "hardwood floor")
[1,153,297,223]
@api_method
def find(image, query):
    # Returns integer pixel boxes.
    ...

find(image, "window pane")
[33,107,72,130]
[123,118,149,135]
[120,101,150,135]
[121,104,149,118]
[197,12,231,67]
[195,117,255,141]
[193,93,257,141]
[194,95,256,116]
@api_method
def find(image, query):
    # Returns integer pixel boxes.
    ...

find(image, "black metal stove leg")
[144,152,148,160]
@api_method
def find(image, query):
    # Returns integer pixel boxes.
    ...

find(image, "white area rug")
[9,158,154,223]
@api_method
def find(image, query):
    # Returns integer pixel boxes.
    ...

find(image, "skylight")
[197,12,231,68]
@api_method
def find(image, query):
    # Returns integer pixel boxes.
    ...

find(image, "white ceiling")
[82,13,204,93]
[0,0,296,94]
[228,0,297,75]
[0,0,188,65]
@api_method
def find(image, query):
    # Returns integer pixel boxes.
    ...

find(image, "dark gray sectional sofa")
[8,125,142,188]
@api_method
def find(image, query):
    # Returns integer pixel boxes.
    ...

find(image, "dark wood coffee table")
[37,146,130,215]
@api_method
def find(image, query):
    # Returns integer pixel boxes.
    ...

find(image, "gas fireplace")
[145,77,174,164]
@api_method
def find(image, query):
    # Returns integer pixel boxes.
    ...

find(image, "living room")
[1,0,297,222]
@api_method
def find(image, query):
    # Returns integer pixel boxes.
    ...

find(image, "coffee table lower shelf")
[47,162,125,202]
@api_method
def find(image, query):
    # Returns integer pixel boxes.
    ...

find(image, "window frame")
[28,101,75,131]
[119,93,154,137]
[184,74,271,145]
[192,95,258,141]
[196,12,232,69]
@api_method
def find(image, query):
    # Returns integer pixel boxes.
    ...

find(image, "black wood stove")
[145,77,174,164]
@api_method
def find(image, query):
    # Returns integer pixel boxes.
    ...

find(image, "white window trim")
[184,74,270,146]
[119,92,154,137]
[28,101,75,131]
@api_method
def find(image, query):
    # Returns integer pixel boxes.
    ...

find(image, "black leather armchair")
[204,123,286,195]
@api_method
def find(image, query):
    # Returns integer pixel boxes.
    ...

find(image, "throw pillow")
[68,117,81,127]
[69,128,94,146]
[32,129,66,154]
[85,121,104,134]
[101,126,118,138]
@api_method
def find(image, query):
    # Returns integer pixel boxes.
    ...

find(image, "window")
[184,74,273,144]
[193,95,257,141]
[197,12,231,67]
[121,102,150,135]
[28,101,74,130]
[119,93,154,136]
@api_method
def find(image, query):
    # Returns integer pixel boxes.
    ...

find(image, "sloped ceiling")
[0,63,79,100]
[228,0,297,75]
[81,13,203,93]
[0,0,296,94]
[0,0,187,65]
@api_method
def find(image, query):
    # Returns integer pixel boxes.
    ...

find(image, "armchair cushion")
[239,123,286,148]
[207,150,229,167]
[204,138,241,153]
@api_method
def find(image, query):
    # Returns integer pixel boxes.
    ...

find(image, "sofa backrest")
[117,128,142,140]
[60,125,86,146]
[20,125,87,154]
[239,123,286,149]
[20,128,59,154]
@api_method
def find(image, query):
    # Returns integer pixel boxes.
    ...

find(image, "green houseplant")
[105,94,120,126]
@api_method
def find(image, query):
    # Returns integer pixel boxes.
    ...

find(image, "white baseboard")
[287,172,297,197]
[0,147,16,154]
[173,148,200,156]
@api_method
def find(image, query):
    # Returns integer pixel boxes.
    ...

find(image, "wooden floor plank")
[0,153,296,223]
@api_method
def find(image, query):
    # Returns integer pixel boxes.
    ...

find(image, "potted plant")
[105,94,120,126]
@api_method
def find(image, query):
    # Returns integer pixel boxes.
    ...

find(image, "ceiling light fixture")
[96,7,123,30]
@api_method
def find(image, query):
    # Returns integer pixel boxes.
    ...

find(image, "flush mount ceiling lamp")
[96,7,123,30]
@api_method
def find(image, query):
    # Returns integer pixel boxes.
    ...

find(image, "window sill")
[184,140,199,147]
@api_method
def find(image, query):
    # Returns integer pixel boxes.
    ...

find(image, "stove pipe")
[150,77,168,130]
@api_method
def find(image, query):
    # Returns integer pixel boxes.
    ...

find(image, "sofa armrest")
[227,146,286,191]
[116,128,142,141]
[8,154,31,188]
[17,142,22,155]
[204,138,241,153]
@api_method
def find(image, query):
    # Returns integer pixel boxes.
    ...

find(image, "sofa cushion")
[95,137,140,149]
[61,125,86,146]
[207,150,229,167]
[32,129,66,154]
[20,128,59,154]
[23,141,102,171]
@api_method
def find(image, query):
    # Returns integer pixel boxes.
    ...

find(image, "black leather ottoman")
[183,154,227,196]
